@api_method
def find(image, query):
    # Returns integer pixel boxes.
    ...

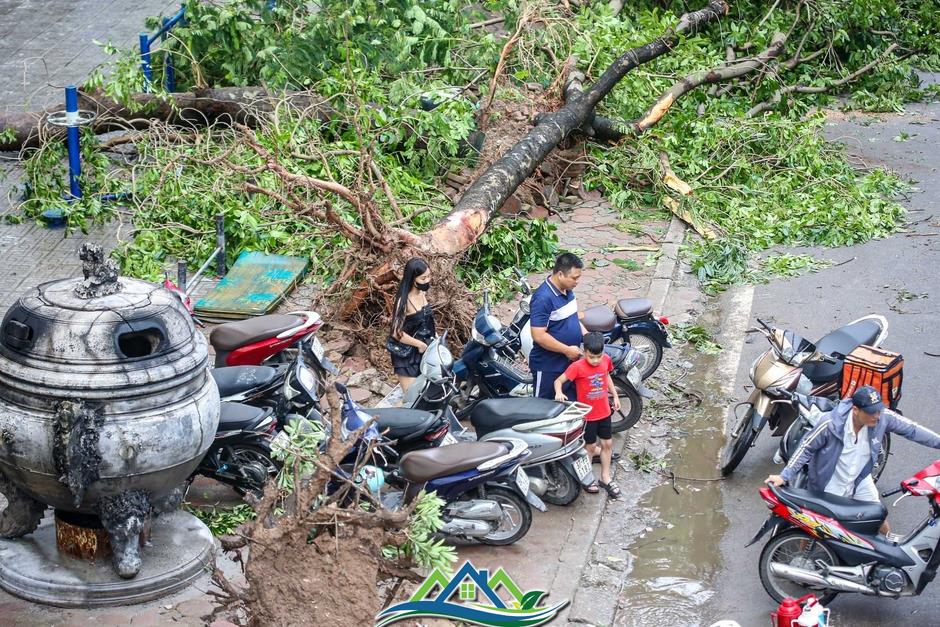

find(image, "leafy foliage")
[382,491,456,570]
[670,323,722,355]
[14,0,938,292]
[457,217,559,300]
[187,503,256,536]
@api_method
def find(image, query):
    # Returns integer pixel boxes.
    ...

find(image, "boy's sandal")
[584,482,600,494]
[599,481,622,499]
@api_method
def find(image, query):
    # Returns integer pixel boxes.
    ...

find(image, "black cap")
[851,385,884,414]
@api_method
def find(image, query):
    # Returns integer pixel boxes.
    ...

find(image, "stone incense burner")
[0,244,219,588]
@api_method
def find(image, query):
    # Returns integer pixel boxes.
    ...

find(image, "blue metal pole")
[139,33,152,92]
[162,17,176,91]
[64,86,82,200]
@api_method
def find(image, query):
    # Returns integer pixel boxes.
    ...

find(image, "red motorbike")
[750,460,940,605]
[162,274,323,367]
[208,311,323,367]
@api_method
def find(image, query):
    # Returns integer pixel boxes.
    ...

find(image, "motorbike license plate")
[270,430,290,456]
[310,337,325,362]
[441,432,458,446]
[573,454,592,480]
[514,468,530,495]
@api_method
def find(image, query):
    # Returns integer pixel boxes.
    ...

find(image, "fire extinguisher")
[770,594,818,627]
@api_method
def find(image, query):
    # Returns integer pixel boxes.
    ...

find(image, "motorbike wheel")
[539,462,581,506]
[229,444,279,498]
[872,432,891,482]
[624,330,664,380]
[720,404,760,476]
[478,486,532,546]
[610,377,643,433]
[759,529,840,605]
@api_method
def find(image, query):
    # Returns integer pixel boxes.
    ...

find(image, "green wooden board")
[194,251,309,318]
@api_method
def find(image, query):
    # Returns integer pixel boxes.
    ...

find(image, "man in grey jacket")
[766,386,940,535]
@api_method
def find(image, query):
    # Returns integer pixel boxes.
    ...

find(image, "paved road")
[705,97,940,625]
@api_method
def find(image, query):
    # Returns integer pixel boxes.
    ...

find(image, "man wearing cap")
[766,386,940,535]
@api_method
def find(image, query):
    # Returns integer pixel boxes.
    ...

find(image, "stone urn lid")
[0,244,207,402]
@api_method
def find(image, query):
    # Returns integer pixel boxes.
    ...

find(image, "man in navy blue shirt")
[529,253,586,399]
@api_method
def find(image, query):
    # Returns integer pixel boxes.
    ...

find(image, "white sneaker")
[772,450,784,464]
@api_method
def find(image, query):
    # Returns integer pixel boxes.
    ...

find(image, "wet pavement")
[704,95,940,625]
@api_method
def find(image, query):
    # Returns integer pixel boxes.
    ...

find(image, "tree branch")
[746,43,899,117]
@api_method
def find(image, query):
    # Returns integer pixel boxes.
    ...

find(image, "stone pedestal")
[0,510,216,607]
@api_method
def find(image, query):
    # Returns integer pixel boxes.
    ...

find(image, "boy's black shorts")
[583,416,612,444]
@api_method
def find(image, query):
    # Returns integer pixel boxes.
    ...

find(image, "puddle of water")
[616,316,730,627]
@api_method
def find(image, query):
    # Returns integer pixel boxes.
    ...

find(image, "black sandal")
[592,452,622,464]
[599,480,622,500]
[584,482,600,494]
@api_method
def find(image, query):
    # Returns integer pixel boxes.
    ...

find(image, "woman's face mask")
[415,280,431,292]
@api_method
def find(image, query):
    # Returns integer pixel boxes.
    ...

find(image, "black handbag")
[386,336,416,360]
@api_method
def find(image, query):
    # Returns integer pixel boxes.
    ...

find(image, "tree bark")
[0,87,334,151]
[415,0,729,257]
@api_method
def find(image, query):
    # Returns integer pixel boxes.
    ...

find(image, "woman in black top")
[389,257,436,391]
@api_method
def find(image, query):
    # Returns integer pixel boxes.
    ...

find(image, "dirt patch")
[244,524,385,626]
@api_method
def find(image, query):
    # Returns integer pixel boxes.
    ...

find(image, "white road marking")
[716,285,756,430]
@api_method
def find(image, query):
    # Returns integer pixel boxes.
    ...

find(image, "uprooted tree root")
[209,387,425,626]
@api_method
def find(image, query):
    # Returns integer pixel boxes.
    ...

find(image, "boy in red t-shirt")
[553,332,621,499]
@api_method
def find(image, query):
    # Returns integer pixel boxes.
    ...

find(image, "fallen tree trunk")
[0,87,334,151]
[415,0,729,256]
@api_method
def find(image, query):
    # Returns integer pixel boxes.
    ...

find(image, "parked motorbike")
[209,311,324,367]
[191,401,280,497]
[775,389,891,484]
[452,291,647,433]
[749,459,940,605]
[501,268,670,380]
[720,315,889,476]
[336,382,543,545]
[161,276,324,368]
[210,335,336,431]
[401,336,597,506]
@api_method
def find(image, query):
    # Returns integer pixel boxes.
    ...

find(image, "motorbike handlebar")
[881,486,903,498]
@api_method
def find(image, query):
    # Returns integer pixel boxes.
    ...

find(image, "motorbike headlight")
[749,355,761,382]
[298,365,316,395]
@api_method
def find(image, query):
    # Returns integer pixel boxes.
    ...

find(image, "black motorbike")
[191,401,280,497]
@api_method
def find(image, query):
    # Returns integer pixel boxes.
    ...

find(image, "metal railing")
[176,214,227,296]
[139,5,186,92]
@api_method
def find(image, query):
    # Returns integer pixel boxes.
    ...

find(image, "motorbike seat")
[210,314,302,351]
[582,305,617,333]
[793,393,835,413]
[371,408,440,441]
[778,487,887,535]
[211,366,278,397]
[400,441,508,482]
[802,319,882,383]
[615,298,653,320]
[470,398,566,437]
[218,401,270,431]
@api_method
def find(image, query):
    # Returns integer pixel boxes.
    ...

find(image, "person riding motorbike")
[766,386,940,535]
